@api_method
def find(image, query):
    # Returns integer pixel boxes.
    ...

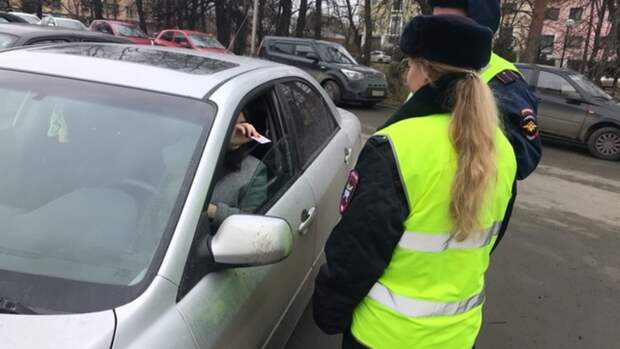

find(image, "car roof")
[0,24,130,42]
[93,20,137,26]
[262,35,341,46]
[0,43,283,99]
[516,62,579,75]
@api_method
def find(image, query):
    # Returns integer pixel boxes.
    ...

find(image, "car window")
[113,23,147,38]
[161,31,174,42]
[294,44,314,58]
[277,80,337,166]
[188,34,225,49]
[101,23,114,35]
[272,42,294,55]
[28,39,70,45]
[178,88,297,297]
[174,32,189,45]
[537,71,577,96]
[519,67,534,84]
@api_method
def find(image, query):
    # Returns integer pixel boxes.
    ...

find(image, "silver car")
[0,43,362,348]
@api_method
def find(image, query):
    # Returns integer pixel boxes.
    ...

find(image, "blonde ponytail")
[412,59,498,241]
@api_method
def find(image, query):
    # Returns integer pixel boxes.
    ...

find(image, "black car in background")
[0,11,28,23]
[517,63,620,160]
[259,36,388,107]
[0,24,131,49]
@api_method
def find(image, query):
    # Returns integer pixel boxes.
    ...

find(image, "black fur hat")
[428,0,501,33]
[400,15,493,70]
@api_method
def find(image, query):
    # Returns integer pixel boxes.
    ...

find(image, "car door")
[289,43,325,82]
[276,79,353,262]
[175,85,318,349]
[535,70,589,139]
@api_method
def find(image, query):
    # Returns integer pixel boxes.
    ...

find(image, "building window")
[392,0,402,12]
[569,7,583,20]
[389,15,401,35]
[540,34,555,54]
[568,36,584,48]
[502,2,517,14]
[126,5,135,18]
[545,8,560,20]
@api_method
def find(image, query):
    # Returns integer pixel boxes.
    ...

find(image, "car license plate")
[371,90,385,97]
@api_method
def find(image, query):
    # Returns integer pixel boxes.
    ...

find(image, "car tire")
[587,127,620,160]
[323,80,342,105]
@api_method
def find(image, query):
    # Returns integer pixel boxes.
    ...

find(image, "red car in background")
[89,20,152,45]
[154,29,228,53]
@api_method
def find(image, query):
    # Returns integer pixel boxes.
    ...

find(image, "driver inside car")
[206,110,268,229]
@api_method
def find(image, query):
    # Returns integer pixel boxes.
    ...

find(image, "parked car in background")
[39,16,88,30]
[0,42,361,349]
[370,50,391,63]
[0,24,130,49]
[154,29,227,53]
[0,11,28,23]
[259,36,388,107]
[90,20,151,45]
[8,12,39,24]
[517,63,620,160]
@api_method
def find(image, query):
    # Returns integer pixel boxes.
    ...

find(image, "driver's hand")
[230,122,259,148]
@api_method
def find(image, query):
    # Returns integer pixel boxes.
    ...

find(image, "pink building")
[540,0,613,69]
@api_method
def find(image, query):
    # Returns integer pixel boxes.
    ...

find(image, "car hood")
[0,310,115,348]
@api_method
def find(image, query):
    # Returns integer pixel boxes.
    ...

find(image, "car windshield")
[569,73,614,101]
[0,33,17,48]
[0,69,213,313]
[56,18,86,30]
[188,33,225,49]
[317,43,357,65]
[113,23,147,38]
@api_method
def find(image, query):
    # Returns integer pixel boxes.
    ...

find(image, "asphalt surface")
[285,105,620,349]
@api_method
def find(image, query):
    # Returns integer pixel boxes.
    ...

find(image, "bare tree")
[276,0,292,35]
[314,0,322,39]
[295,0,308,37]
[523,0,549,63]
[362,0,371,65]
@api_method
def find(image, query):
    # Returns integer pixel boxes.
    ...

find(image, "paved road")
[286,105,620,349]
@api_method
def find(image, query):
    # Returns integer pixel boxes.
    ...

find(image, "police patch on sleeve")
[521,108,539,141]
[339,170,359,214]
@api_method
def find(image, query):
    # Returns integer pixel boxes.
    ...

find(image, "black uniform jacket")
[312,75,515,347]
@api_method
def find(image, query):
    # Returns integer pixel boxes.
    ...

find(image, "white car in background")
[39,15,88,30]
[0,43,361,348]
[8,12,40,24]
[370,50,391,63]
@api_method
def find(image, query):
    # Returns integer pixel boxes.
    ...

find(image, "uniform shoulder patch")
[340,170,360,214]
[521,108,539,141]
[495,70,520,85]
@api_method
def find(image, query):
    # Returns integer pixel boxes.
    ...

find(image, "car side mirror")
[563,91,585,104]
[199,215,293,267]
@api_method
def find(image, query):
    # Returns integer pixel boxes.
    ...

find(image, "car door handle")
[344,147,352,165]
[298,207,316,235]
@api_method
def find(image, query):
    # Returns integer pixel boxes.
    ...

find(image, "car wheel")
[587,127,620,160]
[323,80,342,105]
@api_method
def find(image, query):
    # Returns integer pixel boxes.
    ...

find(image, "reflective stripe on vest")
[479,52,521,83]
[398,221,502,252]
[368,283,485,318]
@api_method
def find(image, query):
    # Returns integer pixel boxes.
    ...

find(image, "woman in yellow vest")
[313,15,517,349]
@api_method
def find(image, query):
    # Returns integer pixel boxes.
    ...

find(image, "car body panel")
[0,44,362,349]
[0,44,279,99]
[154,29,227,54]
[517,63,620,143]
[0,311,115,348]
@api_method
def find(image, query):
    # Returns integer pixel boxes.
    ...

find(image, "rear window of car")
[112,23,147,38]
[0,33,17,49]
